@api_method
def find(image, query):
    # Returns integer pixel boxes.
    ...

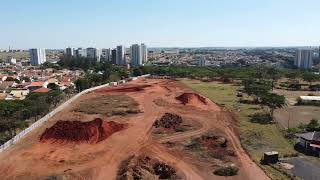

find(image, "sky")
[1,0,320,49]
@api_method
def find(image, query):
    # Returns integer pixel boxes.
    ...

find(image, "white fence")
[0,74,150,153]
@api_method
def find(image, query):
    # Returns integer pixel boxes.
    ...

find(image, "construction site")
[0,78,269,180]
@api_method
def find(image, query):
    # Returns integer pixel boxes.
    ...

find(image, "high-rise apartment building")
[74,48,87,58]
[65,47,74,57]
[295,49,313,69]
[198,56,206,67]
[111,49,117,64]
[116,45,125,65]
[141,43,148,63]
[130,44,142,66]
[86,48,101,62]
[102,48,111,61]
[29,48,46,66]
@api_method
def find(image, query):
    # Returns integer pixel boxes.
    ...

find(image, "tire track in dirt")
[220,115,270,180]
[144,144,204,180]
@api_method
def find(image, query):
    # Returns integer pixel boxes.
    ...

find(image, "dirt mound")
[40,118,124,144]
[153,113,183,129]
[95,85,151,93]
[176,93,207,106]
[117,155,178,180]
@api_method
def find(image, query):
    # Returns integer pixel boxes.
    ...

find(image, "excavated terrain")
[176,93,207,105]
[40,118,125,144]
[0,79,269,180]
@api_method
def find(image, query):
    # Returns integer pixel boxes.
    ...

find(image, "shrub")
[185,139,201,150]
[213,166,239,176]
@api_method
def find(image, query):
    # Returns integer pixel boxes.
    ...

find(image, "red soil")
[176,93,207,105]
[40,118,124,144]
[95,85,151,93]
[199,135,236,158]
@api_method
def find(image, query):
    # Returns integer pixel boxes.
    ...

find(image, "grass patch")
[74,95,140,117]
[180,78,295,180]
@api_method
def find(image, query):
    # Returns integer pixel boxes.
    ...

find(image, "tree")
[46,90,63,107]
[47,83,60,91]
[243,79,272,102]
[306,119,320,131]
[5,77,16,82]
[302,73,318,86]
[75,78,90,92]
[133,67,143,76]
[265,67,282,90]
[285,71,300,82]
[260,93,286,119]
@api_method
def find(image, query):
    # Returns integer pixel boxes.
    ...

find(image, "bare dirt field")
[274,106,320,128]
[274,89,320,105]
[274,89,320,128]
[0,79,269,180]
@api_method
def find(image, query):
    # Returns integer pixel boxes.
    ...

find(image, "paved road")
[286,157,320,180]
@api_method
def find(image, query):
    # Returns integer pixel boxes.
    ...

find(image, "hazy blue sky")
[1,0,319,49]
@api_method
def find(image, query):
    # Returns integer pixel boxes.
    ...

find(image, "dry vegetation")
[117,155,179,180]
[152,113,201,137]
[74,95,141,117]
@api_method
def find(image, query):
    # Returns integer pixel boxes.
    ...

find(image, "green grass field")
[180,78,296,180]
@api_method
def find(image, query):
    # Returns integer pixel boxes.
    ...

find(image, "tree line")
[0,90,64,144]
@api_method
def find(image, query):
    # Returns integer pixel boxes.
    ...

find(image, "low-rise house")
[0,81,16,91]
[15,82,31,89]
[0,93,6,100]
[32,87,51,93]
[6,89,30,100]
[297,131,320,156]
[27,81,48,91]
[58,81,74,91]
[299,96,320,103]
[0,75,7,82]
[46,78,58,85]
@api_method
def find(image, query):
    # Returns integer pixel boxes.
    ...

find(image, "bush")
[185,139,201,150]
[213,166,239,176]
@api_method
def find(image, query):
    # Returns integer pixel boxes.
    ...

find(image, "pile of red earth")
[176,93,207,105]
[95,85,151,93]
[153,113,183,129]
[40,118,124,144]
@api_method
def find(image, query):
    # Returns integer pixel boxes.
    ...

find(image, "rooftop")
[29,81,45,87]
[33,87,51,93]
[300,96,320,101]
[297,132,320,142]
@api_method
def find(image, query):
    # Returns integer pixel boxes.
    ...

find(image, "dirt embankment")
[40,118,125,144]
[95,85,151,93]
[176,93,207,105]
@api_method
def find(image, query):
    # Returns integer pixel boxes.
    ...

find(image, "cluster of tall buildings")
[295,49,313,69]
[65,43,148,66]
[29,48,46,66]
[130,43,148,66]
[198,56,206,67]
[66,47,102,62]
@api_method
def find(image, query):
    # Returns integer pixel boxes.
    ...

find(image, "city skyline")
[1,0,320,49]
